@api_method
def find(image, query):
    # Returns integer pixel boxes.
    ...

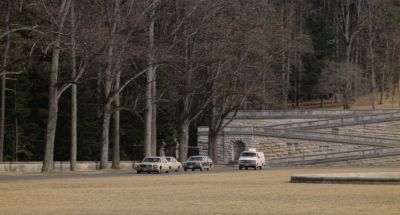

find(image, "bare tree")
[320,62,362,109]
[42,0,72,172]
[98,0,152,169]
[42,0,87,172]
[145,0,156,157]
[69,0,77,171]
[0,1,11,162]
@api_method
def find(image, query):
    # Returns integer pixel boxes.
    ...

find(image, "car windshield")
[166,157,176,162]
[142,157,161,163]
[188,156,203,161]
[240,152,256,157]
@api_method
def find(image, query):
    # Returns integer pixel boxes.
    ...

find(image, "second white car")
[165,157,182,172]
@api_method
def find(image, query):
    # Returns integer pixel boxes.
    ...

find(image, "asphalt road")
[0,165,267,181]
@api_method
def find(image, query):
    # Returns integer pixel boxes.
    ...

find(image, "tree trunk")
[209,94,218,162]
[281,0,287,110]
[43,35,62,172]
[151,74,157,156]
[43,91,59,172]
[145,0,156,157]
[381,37,389,105]
[209,131,218,163]
[144,71,153,157]
[0,2,11,162]
[99,57,113,169]
[112,72,121,169]
[100,104,111,169]
[42,0,71,172]
[14,82,18,161]
[99,0,118,169]
[178,119,189,162]
[70,0,77,171]
[368,1,375,110]
[144,69,153,156]
[150,1,157,156]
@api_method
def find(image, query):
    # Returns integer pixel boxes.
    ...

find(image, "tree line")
[0,0,399,172]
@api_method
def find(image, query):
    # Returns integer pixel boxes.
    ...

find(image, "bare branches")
[0,25,40,41]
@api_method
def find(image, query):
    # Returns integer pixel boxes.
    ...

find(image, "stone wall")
[198,110,400,167]
[0,161,135,173]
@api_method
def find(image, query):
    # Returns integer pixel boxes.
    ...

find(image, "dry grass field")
[1,167,400,215]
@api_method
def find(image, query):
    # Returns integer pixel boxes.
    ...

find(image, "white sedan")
[135,157,171,174]
[165,157,182,172]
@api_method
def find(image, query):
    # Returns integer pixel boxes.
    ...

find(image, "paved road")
[0,165,265,181]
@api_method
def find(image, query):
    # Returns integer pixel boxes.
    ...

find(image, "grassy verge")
[0,167,399,215]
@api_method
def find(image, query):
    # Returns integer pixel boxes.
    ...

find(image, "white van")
[238,148,265,170]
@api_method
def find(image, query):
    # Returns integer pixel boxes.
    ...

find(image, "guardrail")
[221,127,400,147]
[225,110,399,119]
[266,111,400,130]
[268,147,400,167]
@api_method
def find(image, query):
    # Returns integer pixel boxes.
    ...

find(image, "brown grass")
[351,92,400,109]
[1,167,400,215]
[294,91,400,110]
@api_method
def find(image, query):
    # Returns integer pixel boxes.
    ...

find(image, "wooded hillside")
[1,0,400,171]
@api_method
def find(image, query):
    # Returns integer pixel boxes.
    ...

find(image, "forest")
[0,0,400,171]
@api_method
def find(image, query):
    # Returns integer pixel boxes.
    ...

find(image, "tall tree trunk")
[151,73,157,156]
[144,83,152,157]
[150,1,157,155]
[14,81,18,161]
[281,0,287,110]
[43,89,59,172]
[99,47,114,169]
[368,1,375,110]
[145,0,156,157]
[209,95,217,161]
[178,119,189,162]
[178,26,192,162]
[99,0,119,169]
[0,1,11,162]
[70,0,77,171]
[43,0,71,172]
[381,37,389,105]
[209,131,218,163]
[343,0,352,63]
[112,72,120,169]
[100,104,111,169]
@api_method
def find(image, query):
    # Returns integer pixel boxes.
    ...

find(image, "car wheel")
[137,170,142,174]
[239,166,243,170]
[192,168,195,171]
[184,168,187,171]
[245,167,248,170]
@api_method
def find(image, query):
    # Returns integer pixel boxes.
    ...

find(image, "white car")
[165,157,182,172]
[135,156,171,174]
